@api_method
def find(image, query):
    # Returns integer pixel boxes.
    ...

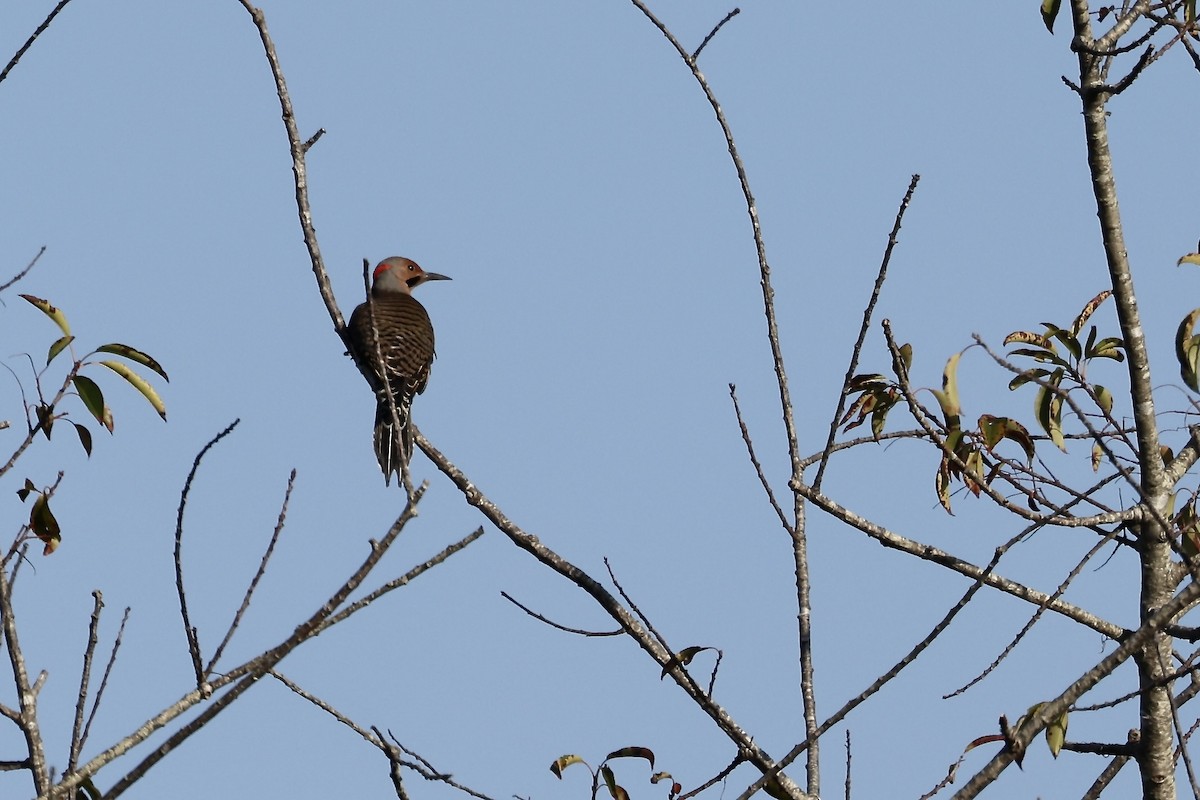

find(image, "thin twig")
[691,7,740,61]
[500,590,622,636]
[97,488,432,799]
[729,383,789,531]
[175,420,241,687]
[0,0,75,86]
[205,469,297,678]
[813,174,920,493]
[78,606,130,764]
[68,591,104,772]
[415,427,809,799]
[0,248,46,296]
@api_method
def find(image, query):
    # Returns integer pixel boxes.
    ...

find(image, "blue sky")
[2,2,1198,798]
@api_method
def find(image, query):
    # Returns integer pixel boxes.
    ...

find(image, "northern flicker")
[347,256,450,485]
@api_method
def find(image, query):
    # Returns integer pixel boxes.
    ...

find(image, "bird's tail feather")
[373,400,413,486]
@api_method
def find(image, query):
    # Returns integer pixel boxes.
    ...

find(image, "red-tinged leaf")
[73,422,93,457]
[1041,0,1062,32]
[549,755,586,779]
[19,294,71,336]
[964,733,1006,753]
[29,493,61,555]
[839,392,875,430]
[100,361,166,420]
[73,375,107,427]
[606,747,655,768]
[96,343,169,382]
[1071,290,1112,336]
[46,335,74,366]
[1004,330,1046,346]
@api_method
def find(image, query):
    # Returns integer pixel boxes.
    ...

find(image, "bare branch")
[77,605,130,771]
[500,590,622,637]
[175,419,241,687]
[0,248,46,296]
[68,591,104,772]
[205,468,296,678]
[0,561,48,793]
[813,174,920,493]
[691,7,740,61]
[0,1,75,86]
[415,426,813,799]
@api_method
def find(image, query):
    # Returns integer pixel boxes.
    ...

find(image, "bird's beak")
[423,273,452,282]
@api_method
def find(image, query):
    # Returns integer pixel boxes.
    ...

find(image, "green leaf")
[16,478,35,502]
[73,375,107,428]
[1045,708,1068,758]
[1034,370,1067,451]
[1177,309,1200,392]
[1008,368,1050,391]
[29,493,61,555]
[870,391,896,440]
[1043,324,1082,362]
[978,415,1036,462]
[100,361,166,420]
[19,294,71,337]
[96,343,169,382]
[46,335,74,366]
[601,765,628,800]
[1041,0,1062,32]
[1088,336,1125,361]
[892,341,913,376]
[930,352,962,431]
[1094,384,1113,416]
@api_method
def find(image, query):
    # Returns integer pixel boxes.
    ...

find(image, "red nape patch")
[373,263,392,279]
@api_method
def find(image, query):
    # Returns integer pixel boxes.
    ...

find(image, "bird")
[347,256,451,485]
